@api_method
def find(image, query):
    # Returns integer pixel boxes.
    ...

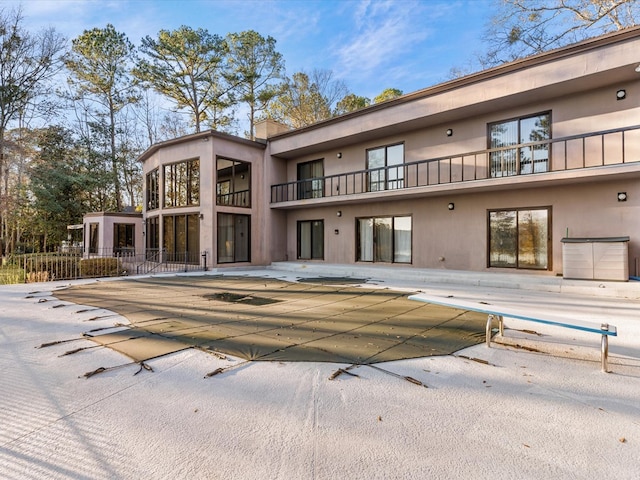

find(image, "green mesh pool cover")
[55,275,487,364]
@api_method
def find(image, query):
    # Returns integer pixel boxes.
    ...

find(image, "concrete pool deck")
[1,266,639,479]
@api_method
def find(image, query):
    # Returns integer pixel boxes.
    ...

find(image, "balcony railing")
[217,189,250,207]
[271,125,640,203]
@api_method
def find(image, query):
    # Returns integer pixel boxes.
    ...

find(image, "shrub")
[80,258,124,278]
[23,254,80,281]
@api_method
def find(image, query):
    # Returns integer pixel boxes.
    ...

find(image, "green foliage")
[0,265,24,285]
[373,88,403,104]
[80,258,123,278]
[226,30,284,139]
[135,26,230,132]
[266,69,348,128]
[334,94,371,115]
[29,126,87,247]
[66,24,139,211]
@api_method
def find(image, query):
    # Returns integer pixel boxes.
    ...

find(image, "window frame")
[146,168,159,211]
[366,143,405,192]
[216,157,251,207]
[217,213,251,264]
[163,158,200,208]
[162,213,200,264]
[487,111,551,178]
[113,223,135,254]
[356,214,412,264]
[297,219,324,260]
[297,159,324,200]
[487,206,552,270]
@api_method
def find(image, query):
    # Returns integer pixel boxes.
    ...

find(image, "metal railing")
[271,125,640,203]
[217,189,250,207]
[1,248,207,283]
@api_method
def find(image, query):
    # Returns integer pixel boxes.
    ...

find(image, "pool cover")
[54,275,487,364]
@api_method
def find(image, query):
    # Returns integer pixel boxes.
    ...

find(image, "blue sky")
[3,0,494,99]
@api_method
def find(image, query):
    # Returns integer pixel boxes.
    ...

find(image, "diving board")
[408,293,617,373]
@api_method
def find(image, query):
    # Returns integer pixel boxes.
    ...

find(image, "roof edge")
[270,25,640,139]
[138,129,266,163]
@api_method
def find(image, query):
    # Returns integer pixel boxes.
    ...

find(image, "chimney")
[254,119,290,140]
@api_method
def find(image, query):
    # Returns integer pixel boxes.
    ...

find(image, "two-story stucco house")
[136,27,640,280]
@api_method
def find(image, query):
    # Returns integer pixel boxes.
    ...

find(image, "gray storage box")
[561,237,629,281]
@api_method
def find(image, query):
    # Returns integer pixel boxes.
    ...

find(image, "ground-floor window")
[488,207,550,269]
[88,223,99,254]
[357,215,412,263]
[163,213,200,263]
[297,220,324,260]
[146,217,160,260]
[113,223,135,254]
[217,213,250,263]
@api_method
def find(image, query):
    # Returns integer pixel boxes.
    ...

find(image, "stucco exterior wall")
[136,27,640,278]
[283,178,638,276]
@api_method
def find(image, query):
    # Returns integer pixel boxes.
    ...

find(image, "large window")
[113,223,135,254]
[357,215,411,263]
[164,158,200,207]
[489,112,550,177]
[216,158,251,207]
[297,159,324,199]
[146,169,159,210]
[217,213,250,263]
[488,207,550,270]
[367,143,404,191]
[162,214,200,263]
[146,216,160,258]
[88,223,99,254]
[297,220,324,260]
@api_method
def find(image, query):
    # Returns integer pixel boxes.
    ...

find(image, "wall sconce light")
[617,192,627,202]
[635,64,640,73]
[337,210,342,217]
[334,229,339,235]
[616,89,626,100]
[447,202,455,210]
[337,152,342,158]
[199,213,204,219]
[446,129,453,137]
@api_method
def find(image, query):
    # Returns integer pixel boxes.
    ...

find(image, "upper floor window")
[297,159,324,199]
[164,158,200,207]
[367,143,404,191]
[489,112,550,177]
[146,168,159,210]
[217,158,251,207]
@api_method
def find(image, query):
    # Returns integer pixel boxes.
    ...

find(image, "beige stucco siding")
[284,179,639,276]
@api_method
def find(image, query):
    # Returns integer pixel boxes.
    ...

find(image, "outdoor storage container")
[561,237,629,281]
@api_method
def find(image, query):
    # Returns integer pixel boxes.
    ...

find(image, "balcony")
[271,125,640,205]
[217,189,250,207]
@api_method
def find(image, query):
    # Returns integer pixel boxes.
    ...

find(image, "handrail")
[271,124,640,203]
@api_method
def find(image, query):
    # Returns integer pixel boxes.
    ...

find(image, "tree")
[135,26,231,133]
[334,93,371,115]
[373,88,403,104]
[0,6,65,255]
[226,30,284,140]
[266,69,349,128]
[482,0,639,66]
[66,24,139,212]
[29,126,87,250]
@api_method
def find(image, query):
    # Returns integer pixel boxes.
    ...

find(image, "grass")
[0,265,25,285]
